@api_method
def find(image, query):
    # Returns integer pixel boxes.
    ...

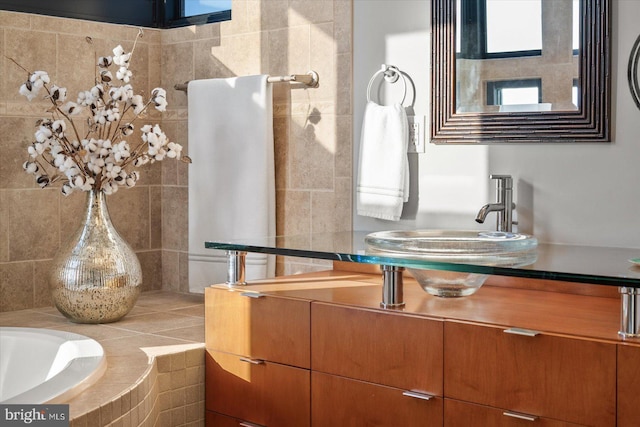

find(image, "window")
[0,0,231,28]
[485,0,541,54]
[487,79,542,106]
[165,0,231,27]
[457,0,542,59]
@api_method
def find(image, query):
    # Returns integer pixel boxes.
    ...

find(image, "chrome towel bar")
[174,70,319,92]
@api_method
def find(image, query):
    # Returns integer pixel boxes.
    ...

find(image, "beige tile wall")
[0,0,353,310]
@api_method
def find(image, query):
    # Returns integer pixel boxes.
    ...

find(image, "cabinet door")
[312,302,443,393]
[312,371,443,427]
[618,344,640,426]
[444,399,582,427]
[444,321,616,426]
[206,349,310,427]
[205,287,310,368]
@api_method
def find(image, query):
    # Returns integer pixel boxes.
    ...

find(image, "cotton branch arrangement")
[12,29,190,196]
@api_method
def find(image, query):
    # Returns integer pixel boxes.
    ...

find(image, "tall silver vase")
[50,189,142,323]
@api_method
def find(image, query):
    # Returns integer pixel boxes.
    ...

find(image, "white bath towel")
[187,75,275,293]
[356,101,409,221]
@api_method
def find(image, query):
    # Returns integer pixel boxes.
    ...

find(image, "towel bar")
[174,71,319,92]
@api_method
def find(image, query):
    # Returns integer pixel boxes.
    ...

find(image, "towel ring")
[366,64,407,106]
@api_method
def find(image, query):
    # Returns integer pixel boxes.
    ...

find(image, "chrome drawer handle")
[240,292,264,298]
[239,422,264,427]
[503,327,540,337]
[402,390,433,401]
[239,357,264,365]
[503,411,538,421]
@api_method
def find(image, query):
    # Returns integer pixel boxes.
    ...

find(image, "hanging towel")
[356,101,409,221]
[187,75,275,293]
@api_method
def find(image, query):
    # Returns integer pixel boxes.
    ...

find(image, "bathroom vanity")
[203,232,640,426]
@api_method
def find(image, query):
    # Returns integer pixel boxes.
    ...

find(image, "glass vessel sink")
[365,230,538,297]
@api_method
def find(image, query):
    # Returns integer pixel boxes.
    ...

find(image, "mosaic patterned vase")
[50,189,142,323]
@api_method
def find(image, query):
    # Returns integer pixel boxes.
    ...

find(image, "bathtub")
[0,327,106,404]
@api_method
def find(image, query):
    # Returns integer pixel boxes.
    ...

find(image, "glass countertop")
[204,231,640,288]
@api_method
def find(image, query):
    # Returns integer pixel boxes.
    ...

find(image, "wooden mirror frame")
[431,0,611,143]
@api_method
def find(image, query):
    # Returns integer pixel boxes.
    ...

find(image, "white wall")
[354,0,640,249]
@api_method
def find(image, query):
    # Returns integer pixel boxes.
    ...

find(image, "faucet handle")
[490,174,512,189]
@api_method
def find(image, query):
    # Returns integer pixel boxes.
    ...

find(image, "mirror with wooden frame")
[431,0,610,143]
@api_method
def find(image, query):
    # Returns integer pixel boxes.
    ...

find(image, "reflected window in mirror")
[456,0,578,113]
[486,79,542,107]
[432,0,610,143]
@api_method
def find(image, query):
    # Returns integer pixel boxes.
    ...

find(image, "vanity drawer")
[311,302,443,393]
[205,349,310,427]
[444,321,616,426]
[444,399,582,427]
[312,371,443,427]
[205,286,310,368]
[617,344,640,426]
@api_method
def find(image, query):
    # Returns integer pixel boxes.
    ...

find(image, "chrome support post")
[226,250,247,286]
[619,287,640,339]
[380,265,405,309]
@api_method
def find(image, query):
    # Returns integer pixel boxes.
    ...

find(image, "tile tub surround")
[0,291,206,427]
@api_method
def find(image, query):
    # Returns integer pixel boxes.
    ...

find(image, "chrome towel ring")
[366,64,408,105]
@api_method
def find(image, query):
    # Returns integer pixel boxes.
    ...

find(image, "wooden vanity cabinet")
[617,344,640,426]
[205,287,311,427]
[444,321,617,426]
[205,272,633,426]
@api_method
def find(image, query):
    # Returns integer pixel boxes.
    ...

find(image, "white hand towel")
[357,101,409,221]
[187,75,275,293]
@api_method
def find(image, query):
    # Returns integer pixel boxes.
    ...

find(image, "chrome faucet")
[475,174,516,232]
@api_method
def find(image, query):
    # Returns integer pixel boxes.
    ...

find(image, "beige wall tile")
[277,189,310,235]
[0,11,30,29]
[162,250,180,293]
[289,112,335,189]
[33,259,53,308]
[335,114,352,178]
[8,188,59,261]
[1,28,5,103]
[261,0,289,31]
[55,34,97,107]
[308,22,337,105]
[196,32,264,80]
[0,117,39,190]
[162,42,194,109]
[137,250,163,292]
[334,0,352,55]
[0,261,34,311]
[162,186,188,251]
[274,116,290,190]
[290,0,334,26]
[268,26,310,77]
[335,52,352,115]
[179,251,189,293]
[150,186,163,249]
[0,191,7,262]
[5,29,57,103]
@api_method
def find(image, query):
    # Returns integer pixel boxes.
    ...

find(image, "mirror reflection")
[456,0,580,113]
[431,0,609,143]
